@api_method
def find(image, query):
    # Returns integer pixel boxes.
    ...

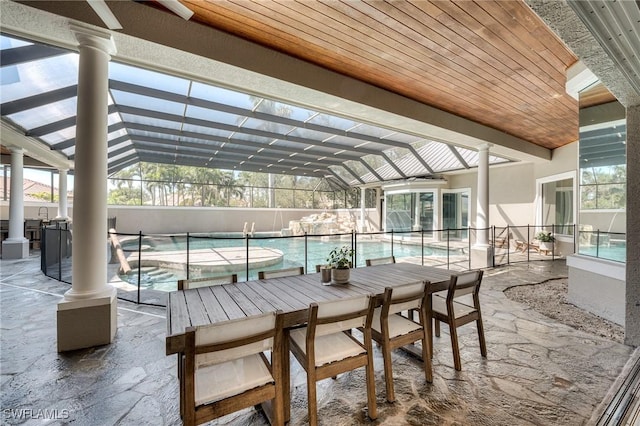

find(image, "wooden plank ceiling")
[172,0,580,150]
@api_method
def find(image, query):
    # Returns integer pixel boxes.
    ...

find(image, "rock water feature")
[284,211,357,236]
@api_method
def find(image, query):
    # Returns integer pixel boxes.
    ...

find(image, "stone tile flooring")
[1,254,633,425]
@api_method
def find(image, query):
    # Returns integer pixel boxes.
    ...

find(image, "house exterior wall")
[445,142,579,233]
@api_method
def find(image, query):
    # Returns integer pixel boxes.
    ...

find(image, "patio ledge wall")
[567,254,625,326]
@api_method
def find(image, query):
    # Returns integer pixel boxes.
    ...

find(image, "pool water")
[120,235,459,291]
[578,242,626,263]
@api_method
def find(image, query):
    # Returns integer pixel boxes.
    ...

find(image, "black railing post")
[40,225,46,273]
[574,224,577,255]
[421,228,424,266]
[446,228,450,270]
[58,227,62,281]
[506,224,510,265]
[468,227,471,270]
[137,231,142,304]
[353,230,358,268]
[246,235,250,281]
[186,232,190,280]
[527,225,531,262]
[596,229,600,258]
[351,230,355,267]
[491,225,495,248]
[304,232,308,274]
[552,223,555,259]
[491,225,496,267]
[391,229,394,259]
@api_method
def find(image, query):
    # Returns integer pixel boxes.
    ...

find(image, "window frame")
[535,171,577,239]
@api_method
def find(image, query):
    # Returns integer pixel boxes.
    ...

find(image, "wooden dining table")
[166,262,453,422]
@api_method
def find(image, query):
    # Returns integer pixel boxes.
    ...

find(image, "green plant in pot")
[327,246,354,284]
[535,232,555,251]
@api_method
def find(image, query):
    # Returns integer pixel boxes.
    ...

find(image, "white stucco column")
[360,187,366,232]
[57,169,68,219]
[471,143,493,268]
[413,193,421,231]
[57,23,117,352]
[476,144,491,246]
[2,147,29,258]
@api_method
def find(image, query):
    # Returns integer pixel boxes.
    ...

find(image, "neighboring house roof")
[0,177,73,202]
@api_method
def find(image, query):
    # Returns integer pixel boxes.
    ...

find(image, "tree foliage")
[580,165,626,209]
[108,163,353,208]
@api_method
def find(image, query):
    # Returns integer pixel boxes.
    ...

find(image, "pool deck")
[1,254,634,425]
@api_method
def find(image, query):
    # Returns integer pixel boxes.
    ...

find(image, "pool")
[578,241,626,263]
[118,234,461,291]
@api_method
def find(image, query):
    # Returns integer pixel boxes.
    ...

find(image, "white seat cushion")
[371,308,422,338]
[432,295,477,318]
[195,354,273,406]
[290,328,365,367]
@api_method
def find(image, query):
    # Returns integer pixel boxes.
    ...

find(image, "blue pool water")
[578,242,626,263]
[120,235,459,291]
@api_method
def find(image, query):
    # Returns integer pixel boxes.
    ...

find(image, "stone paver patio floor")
[1,254,633,425]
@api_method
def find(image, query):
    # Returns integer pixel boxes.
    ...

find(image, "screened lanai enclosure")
[3,30,576,309]
[1,33,513,192]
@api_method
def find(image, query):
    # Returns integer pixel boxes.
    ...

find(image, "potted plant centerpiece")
[327,245,354,284]
[535,231,555,252]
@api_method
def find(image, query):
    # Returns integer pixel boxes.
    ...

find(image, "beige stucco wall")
[1,201,378,235]
[106,206,378,235]
[534,142,577,180]
[445,142,579,235]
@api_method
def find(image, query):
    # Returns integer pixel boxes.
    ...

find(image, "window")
[538,173,575,236]
[442,190,470,239]
[386,193,413,232]
[385,191,435,234]
[579,119,626,211]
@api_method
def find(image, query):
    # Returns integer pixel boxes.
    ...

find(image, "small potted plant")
[327,245,354,284]
[535,231,555,252]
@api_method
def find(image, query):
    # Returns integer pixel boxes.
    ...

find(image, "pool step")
[138,267,176,281]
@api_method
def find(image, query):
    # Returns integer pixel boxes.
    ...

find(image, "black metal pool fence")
[40,223,625,307]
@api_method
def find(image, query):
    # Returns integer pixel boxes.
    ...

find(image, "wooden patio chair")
[178,274,238,290]
[365,255,396,266]
[494,231,513,248]
[176,273,240,397]
[432,270,486,371]
[371,280,432,402]
[181,311,284,425]
[289,295,377,425]
[258,266,304,280]
[515,240,540,253]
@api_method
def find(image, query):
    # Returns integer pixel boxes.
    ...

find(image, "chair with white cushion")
[181,311,284,425]
[432,270,486,371]
[258,266,305,280]
[371,280,432,402]
[178,274,238,290]
[365,255,396,266]
[289,295,377,425]
[176,273,239,399]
